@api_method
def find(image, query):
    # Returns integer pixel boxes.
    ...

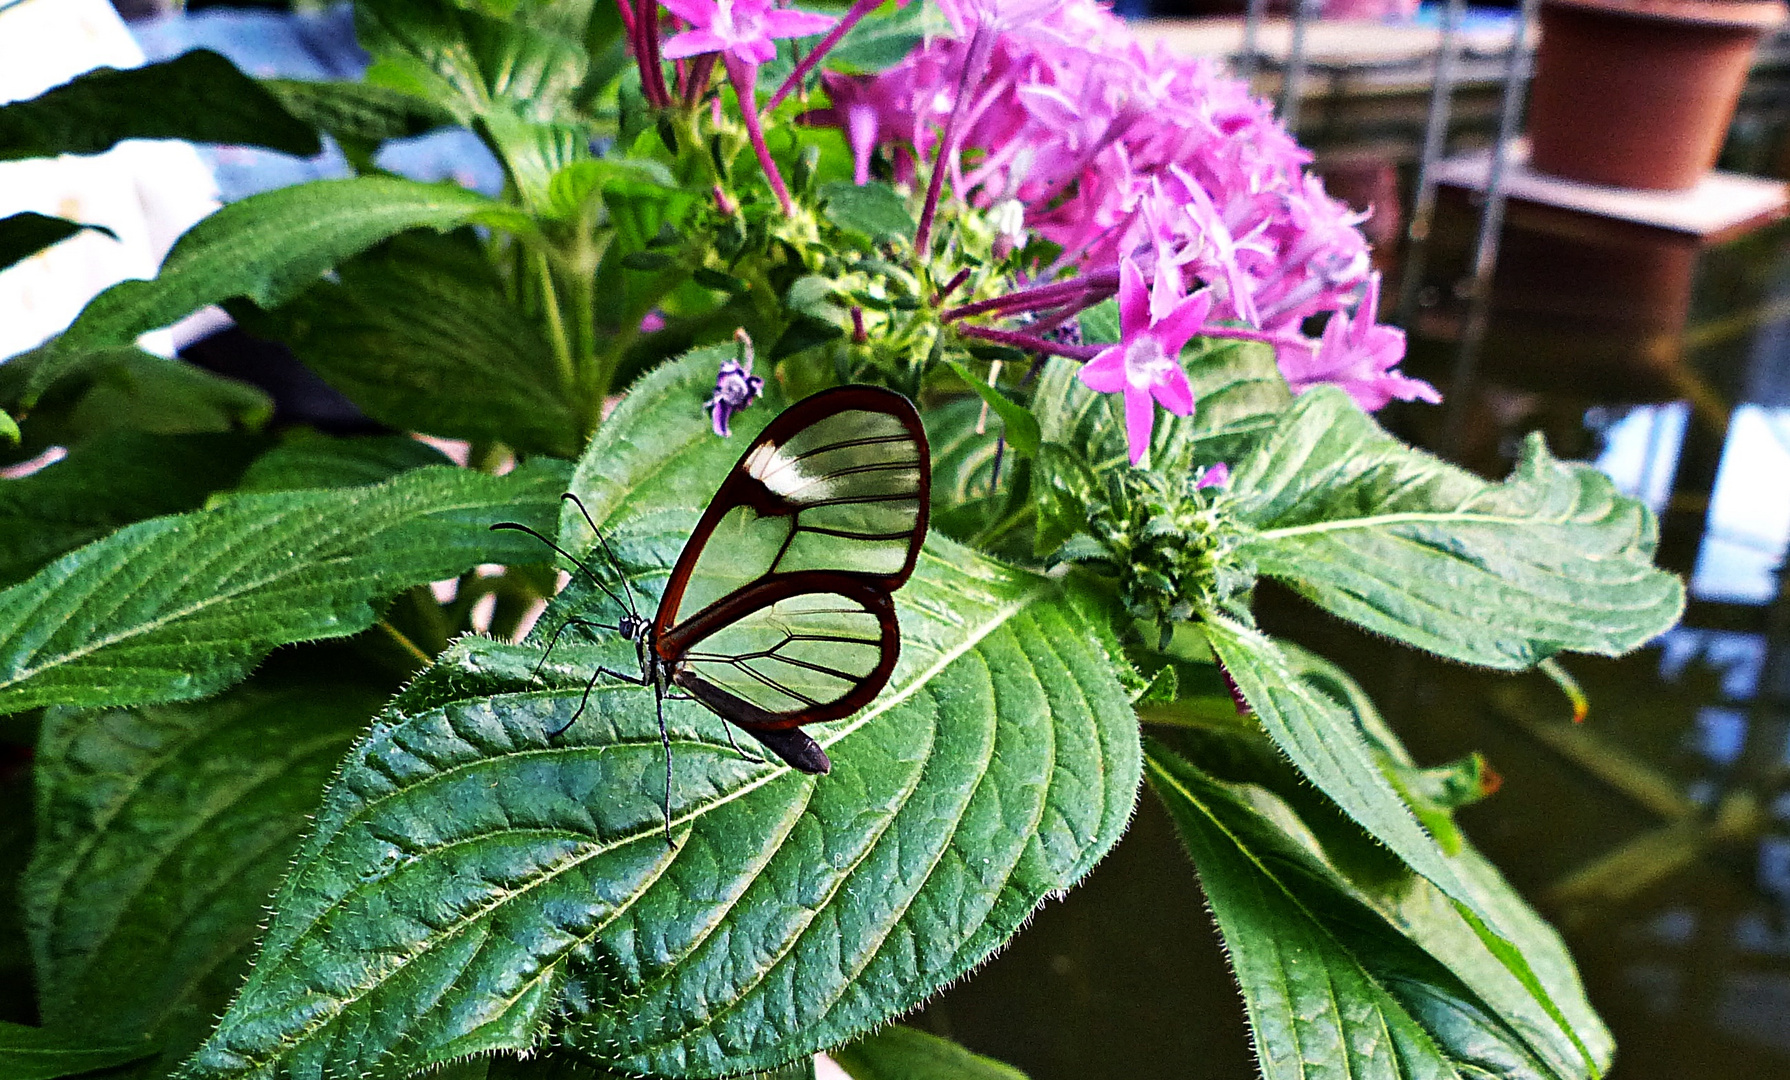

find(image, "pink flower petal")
[658,0,716,26]
[1078,346,1127,393]
[1150,288,1212,358]
[661,29,727,58]
[1118,257,1149,337]
[1151,364,1194,416]
[1124,386,1155,465]
[763,8,839,38]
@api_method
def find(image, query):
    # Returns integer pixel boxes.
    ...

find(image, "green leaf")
[230,432,453,495]
[0,213,116,273]
[0,349,272,444]
[1146,743,1604,1080]
[0,1021,154,1080]
[821,0,944,73]
[260,79,453,146]
[233,231,582,457]
[356,0,589,125]
[1230,387,1685,669]
[183,350,1142,1080]
[0,460,569,716]
[0,50,319,162]
[29,177,521,406]
[942,359,1041,456]
[0,431,266,588]
[22,677,382,1074]
[832,1026,1028,1080]
[1201,618,1601,1076]
[820,181,916,243]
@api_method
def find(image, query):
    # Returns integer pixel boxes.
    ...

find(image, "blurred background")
[1,0,1787,1076]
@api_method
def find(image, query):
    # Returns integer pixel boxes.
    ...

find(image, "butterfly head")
[618,612,651,643]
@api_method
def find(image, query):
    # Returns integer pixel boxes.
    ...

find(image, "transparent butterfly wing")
[653,385,929,638]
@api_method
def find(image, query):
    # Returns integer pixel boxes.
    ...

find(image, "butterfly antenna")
[657,689,675,846]
[562,493,642,620]
[490,522,632,615]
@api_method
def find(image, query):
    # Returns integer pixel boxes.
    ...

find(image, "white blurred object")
[0,0,222,362]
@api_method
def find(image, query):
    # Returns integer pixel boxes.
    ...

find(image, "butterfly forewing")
[654,386,929,638]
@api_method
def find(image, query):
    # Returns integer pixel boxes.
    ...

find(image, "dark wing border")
[652,384,930,643]
[665,573,900,731]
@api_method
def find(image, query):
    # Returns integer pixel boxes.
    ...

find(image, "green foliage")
[0,213,116,273]
[23,677,386,1076]
[0,461,567,715]
[832,1026,1029,1080]
[0,431,266,588]
[0,8,1685,1080]
[0,51,319,161]
[232,232,583,456]
[0,1021,155,1080]
[184,354,1140,1080]
[1148,743,1610,1080]
[1230,388,1686,669]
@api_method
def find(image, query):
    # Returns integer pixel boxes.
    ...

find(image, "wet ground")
[913,76,1790,1080]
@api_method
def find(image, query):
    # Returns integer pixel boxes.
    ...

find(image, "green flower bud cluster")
[1051,465,1252,647]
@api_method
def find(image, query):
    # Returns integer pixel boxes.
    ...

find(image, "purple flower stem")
[727,56,794,215]
[932,268,972,306]
[944,269,1119,322]
[851,305,867,343]
[683,54,717,106]
[956,324,1101,360]
[914,24,995,257]
[636,0,672,107]
[613,0,636,37]
[766,0,881,111]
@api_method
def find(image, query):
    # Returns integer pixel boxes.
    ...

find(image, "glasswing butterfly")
[495,385,930,838]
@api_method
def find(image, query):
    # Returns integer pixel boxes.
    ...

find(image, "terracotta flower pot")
[1527,0,1788,191]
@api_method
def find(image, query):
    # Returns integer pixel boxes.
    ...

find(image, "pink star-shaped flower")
[1278,273,1440,411]
[1078,257,1211,465]
[659,0,836,66]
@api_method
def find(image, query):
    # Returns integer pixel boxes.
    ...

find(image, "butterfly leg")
[547,664,647,739]
[656,688,675,847]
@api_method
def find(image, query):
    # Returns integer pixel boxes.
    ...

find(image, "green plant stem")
[534,250,578,394]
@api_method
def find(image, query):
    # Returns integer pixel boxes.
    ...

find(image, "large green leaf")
[0,460,568,716]
[1230,388,1684,669]
[0,213,116,273]
[356,0,589,125]
[1147,743,1602,1080]
[0,350,272,445]
[0,1021,154,1080]
[831,1026,1028,1080]
[182,352,1142,1080]
[1201,618,1599,1075]
[260,80,453,147]
[22,177,521,406]
[0,431,266,588]
[22,677,382,1075]
[234,231,582,456]
[0,50,319,162]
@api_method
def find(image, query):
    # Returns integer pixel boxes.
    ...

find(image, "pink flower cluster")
[810,0,1438,449]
